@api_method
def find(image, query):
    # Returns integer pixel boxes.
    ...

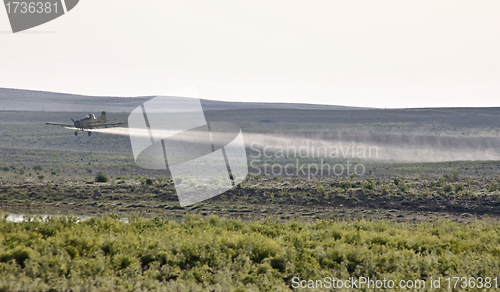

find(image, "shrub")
[443,184,452,193]
[113,254,137,270]
[156,176,168,184]
[1,215,500,290]
[95,172,109,183]
[467,190,478,199]
[491,182,500,191]
[0,247,33,268]
[333,181,354,189]
[145,178,154,185]
[363,180,376,191]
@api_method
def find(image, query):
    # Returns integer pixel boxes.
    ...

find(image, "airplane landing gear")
[88,131,92,136]
[74,131,78,136]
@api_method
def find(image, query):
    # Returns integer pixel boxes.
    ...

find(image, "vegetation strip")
[1,215,500,291]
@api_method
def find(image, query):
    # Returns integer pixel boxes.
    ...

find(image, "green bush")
[454,183,464,193]
[0,246,33,268]
[363,180,376,191]
[95,172,109,183]
[491,182,500,191]
[332,181,355,189]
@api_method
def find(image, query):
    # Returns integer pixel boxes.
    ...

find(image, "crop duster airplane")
[46,111,127,136]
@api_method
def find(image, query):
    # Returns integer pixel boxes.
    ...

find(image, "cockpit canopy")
[84,114,96,120]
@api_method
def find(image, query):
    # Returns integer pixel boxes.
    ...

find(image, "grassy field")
[2,98,500,290]
[2,153,500,223]
[2,147,500,291]
[2,215,500,291]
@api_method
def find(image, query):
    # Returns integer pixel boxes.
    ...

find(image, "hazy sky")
[1,0,499,108]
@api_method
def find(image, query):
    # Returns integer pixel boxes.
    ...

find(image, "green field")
[3,215,500,291]
[2,89,500,290]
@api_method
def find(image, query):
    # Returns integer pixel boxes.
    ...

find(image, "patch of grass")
[95,172,109,183]
[0,215,499,291]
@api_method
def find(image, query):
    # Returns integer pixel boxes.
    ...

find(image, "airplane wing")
[46,122,75,128]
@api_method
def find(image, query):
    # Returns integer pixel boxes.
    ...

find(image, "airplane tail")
[100,111,107,122]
